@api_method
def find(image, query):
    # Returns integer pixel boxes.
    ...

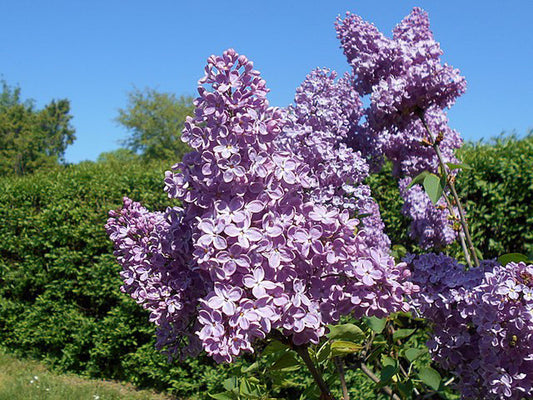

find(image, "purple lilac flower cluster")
[283,68,390,252]
[336,7,466,129]
[105,199,207,358]
[398,178,456,249]
[336,7,464,248]
[107,49,415,363]
[409,254,533,399]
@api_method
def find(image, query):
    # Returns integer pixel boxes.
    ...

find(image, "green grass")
[0,350,173,400]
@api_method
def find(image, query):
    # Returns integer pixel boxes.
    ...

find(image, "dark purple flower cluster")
[336,7,464,249]
[409,254,533,399]
[398,178,456,249]
[336,7,466,130]
[107,49,415,363]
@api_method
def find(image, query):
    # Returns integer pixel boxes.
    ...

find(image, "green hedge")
[0,159,236,397]
[457,135,533,259]
[0,134,531,398]
[369,134,533,261]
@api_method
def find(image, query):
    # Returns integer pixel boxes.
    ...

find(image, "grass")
[0,350,173,400]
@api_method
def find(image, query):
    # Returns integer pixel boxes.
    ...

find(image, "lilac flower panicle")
[337,7,467,129]
[336,8,465,249]
[108,49,415,364]
[399,177,457,249]
[410,255,533,399]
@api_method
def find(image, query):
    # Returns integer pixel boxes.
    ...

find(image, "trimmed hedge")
[368,134,533,261]
[0,134,531,397]
[0,159,235,396]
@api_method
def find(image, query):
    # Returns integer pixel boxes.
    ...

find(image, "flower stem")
[293,344,335,400]
[418,112,480,267]
[442,191,473,268]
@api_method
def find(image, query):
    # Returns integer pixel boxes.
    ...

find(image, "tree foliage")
[0,81,75,176]
[116,88,194,162]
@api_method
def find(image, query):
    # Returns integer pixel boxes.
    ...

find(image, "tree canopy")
[0,80,76,176]
[116,88,194,162]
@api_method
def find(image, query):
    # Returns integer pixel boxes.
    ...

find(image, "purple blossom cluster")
[107,49,415,364]
[335,7,465,249]
[105,199,207,358]
[283,68,389,252]
[409,254,533,399]
[398,178,456,249]
[336,7,466,130]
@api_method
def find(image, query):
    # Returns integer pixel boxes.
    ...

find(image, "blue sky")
[1,0,532,163]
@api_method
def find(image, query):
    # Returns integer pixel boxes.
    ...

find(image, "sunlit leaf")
[365,316,386,333]
[393,328,415,341]
[327,323,365,342]
[418,367,442,391]
[330,340,364,357]
[407,171,430,189]
[404,347,426,363]
[497,253,529,265]
[423,173,444,204]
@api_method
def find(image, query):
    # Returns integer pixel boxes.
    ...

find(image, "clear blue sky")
[1,0,532,163]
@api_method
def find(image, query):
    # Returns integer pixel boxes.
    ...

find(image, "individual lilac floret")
[109,49,415,364]
[409,254,533,399]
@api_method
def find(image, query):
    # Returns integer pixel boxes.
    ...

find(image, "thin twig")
[418,112,480,267]
[442,191,472,268]
[360,363,402,400]
[334,357,350,400]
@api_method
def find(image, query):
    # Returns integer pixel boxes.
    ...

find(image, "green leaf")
[393,328,415,341]
[240,378,261,397]
[270,352,301,371]
[209,392,237,400]
[397,379,414,397]
[407,171,430,189]
[498,253,529,265]
[418,367,442,391]
[262,340,289,356]
[241,361,260,374]
[381,355,397,368]
[423,173,444,204]
[330,340,364,357]
[446,162,471,170]
[365,316,386,333]
[316,341,332,364]
[223,377,239,392]
[404,347,426,363]
[378,365,398,386]
[327,323,365,342]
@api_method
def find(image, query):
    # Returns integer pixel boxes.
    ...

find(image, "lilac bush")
[106,7,530,400]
